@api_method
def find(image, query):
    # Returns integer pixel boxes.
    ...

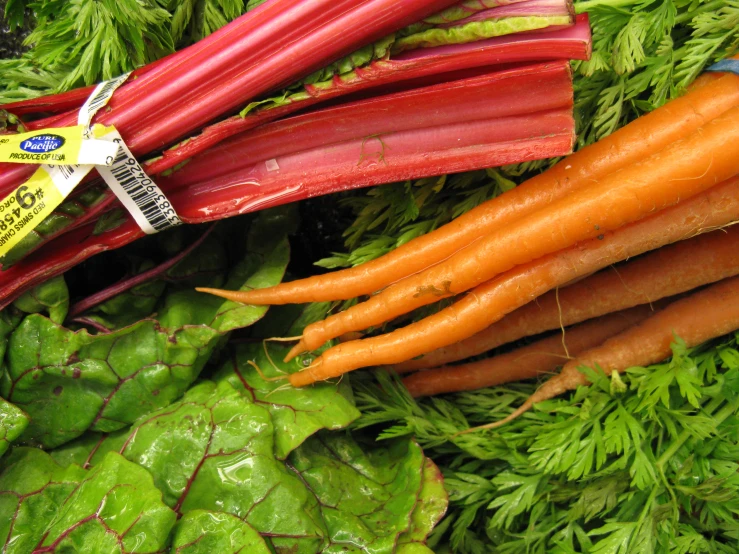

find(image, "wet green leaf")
[288,431,426,553]
[0,398,28,457]
[0,214,290,448]
[170,510,271,554]
[12,275,69,324]
[214,341,359,459]
[398,458,448,547]
[52,380,437,553]
[0,448,175,553]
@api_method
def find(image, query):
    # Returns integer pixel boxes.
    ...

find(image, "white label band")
[96,130,182,234]
[78,72,132,133]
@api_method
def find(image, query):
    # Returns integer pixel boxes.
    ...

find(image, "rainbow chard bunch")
[0,208,447,552]
[0,0,591,306]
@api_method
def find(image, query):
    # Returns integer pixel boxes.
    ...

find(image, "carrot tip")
[284,339,308,362]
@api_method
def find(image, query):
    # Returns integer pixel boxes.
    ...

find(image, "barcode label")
[96,130,181,234]
[44,163,91,196]
[59,164,77,180]
[78,72,132,133]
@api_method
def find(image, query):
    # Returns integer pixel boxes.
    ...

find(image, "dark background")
[0,0,29,58]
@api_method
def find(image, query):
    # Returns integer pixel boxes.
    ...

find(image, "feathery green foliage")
[353,334,739,552]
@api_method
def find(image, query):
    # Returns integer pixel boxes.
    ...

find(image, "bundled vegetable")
[196,77,739,387]
[399,220,739,373]
[0,60,580,304]
[466,272,739,432]
[0,0,592,309]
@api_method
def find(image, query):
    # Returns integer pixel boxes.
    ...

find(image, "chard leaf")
[0,213,290,448]
[0,448,87,554]
[11,275,69,324]
[0,398,28,457]
[52,380,437,553]
[214,341,359,459]
[67,380,330,553]
[392,16,574,53]
[1,315,219,448]
[398,458,448,547]
[170,510,270,554]
[287,431,426,553]
[0,448,175,553]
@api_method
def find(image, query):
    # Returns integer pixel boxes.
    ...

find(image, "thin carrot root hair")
[262,340,288,376]
[289,358,327,387]
[263,382,294,398]
[454,376,568,435]
[247,360,288,382]
[264,335,304,342]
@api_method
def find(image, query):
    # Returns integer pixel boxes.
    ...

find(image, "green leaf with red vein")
[0,448,175,553]
[0,398,28,457]
[214,341,359,459]
[0,212,290,449]
[11,275,70,324]
[287,431,427,553]
[170,510,271,554]
[398,458,448,549]
[51,379,439,553]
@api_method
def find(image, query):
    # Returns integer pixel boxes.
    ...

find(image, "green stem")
[574,0,637,14]
[674,0,725,25]
[656,396,737,469]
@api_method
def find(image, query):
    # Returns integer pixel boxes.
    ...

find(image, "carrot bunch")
[198,69,739,398]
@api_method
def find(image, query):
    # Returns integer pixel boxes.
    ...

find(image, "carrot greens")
[352,346,739,553]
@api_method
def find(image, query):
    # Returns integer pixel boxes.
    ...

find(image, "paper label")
[96,129,182,234]
[0,125,118,166]
[0,163,95,256]
[78,71,131,134]
[707,59,739,76]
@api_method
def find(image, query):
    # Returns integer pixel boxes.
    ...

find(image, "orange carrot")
[197,72,739,306]
[396,222,739,372]
[403,305,656,397]
[283,106,739,359]
[688,54,739,91]
[287,175,739,387]
[470,274,739,432]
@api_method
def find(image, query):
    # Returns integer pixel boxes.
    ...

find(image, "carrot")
[396,221,739,372]
[403,305,657,397]
[196,72,739,307]
[468,274,739,432]
[287,175,739,387]
[689,54,739,91]
[283,106,739,359]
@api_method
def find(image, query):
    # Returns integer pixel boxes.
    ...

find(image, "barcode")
[59,164,78,180]
[86,78,120,115]
[110,157,174,232]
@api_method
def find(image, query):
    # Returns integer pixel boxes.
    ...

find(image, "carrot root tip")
[284,339,308,362]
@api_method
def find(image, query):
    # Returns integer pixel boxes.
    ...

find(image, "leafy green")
[171,510,271,554]
[353,333,739,552]
[51,378,443,553]
[0,397,28,457]
[0,213,290,448]
[0,447,175,553]
[214,341,360,459]
[289,431,427,554]
[393,16,574,52]
[12,275,69,324]
[0,0,253,102]
[398,458,448,550]
[573,0,739,146]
